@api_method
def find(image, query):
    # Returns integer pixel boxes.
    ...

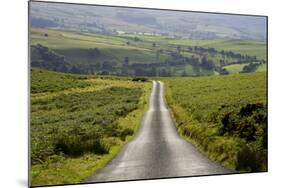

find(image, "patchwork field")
[163,72,267,172]
[31,68,151,186]
[168,39,266,60]
[30,28,266,76]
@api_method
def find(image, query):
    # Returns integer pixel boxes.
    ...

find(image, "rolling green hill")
[31,28,266,76]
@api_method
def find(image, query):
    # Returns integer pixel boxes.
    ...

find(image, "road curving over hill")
[84,81,234,183]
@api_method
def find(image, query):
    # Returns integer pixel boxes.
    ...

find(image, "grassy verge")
[31,92,150,186]
[163,72,267,172]
[31,68,151,186]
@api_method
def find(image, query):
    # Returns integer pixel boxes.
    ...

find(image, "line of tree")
[31,44,69,72]
[240,62,260,73]
[31,43,264,77]
[187,46,260,63]
[31,44,119,75]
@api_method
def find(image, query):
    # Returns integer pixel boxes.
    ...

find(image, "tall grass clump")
[31,69,144,165]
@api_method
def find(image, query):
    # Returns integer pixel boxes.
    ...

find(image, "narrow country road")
[84,81,233,183]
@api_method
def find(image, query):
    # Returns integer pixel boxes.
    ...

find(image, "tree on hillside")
[124,56,129,66]
[90,64,95,74]
[135,68,146,76]
[134,37,140,42]
[192,65,200,75]
[151,67,157,76]
[208,47,216,54]
[70,66,79,74]
[88,48,100,57]
[189,56,200,66]
[159,68,171,77]
[201,57,215,70]
[31,44,70,73]
[219,68,229,75]
[101,61,112,71]
[219,59,226,66]
[181,70,188,77]
[240,63,259,73]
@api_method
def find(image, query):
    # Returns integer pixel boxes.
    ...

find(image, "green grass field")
[256,64,267,72]
[224,64,247,74]
[31,68,151,186]
[31,28,161,66]
[164,72,267,172]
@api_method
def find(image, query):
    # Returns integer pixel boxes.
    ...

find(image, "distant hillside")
[30,28,266,76]
[30,1,267,41]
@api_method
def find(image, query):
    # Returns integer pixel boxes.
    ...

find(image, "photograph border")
[28,0,268,187]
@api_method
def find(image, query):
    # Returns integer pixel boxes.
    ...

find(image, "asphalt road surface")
[84,81,233,183]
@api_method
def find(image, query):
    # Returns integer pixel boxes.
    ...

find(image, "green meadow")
[31,68,151,186]
[163,72,267,172]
